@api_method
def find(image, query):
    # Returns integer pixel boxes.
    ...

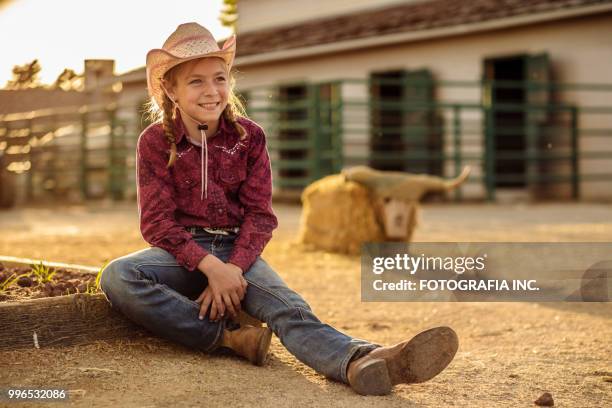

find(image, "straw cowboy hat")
[146,22,236,108]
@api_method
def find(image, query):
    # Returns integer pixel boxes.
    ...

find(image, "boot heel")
[351,358,392,396]
[255,328,273,366]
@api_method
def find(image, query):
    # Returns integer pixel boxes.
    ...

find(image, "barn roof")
[236,0,612,64]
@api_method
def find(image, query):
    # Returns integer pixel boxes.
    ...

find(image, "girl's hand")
[197,255,247,320]
[195,286,221,321]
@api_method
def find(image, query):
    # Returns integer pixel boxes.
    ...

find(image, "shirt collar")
[173,110,232,144]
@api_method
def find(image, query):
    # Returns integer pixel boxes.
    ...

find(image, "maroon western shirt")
[136,112,278,272]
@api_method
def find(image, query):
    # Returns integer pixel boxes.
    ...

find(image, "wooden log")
[0,255,99,274]
[0,257,263,351]
[0,293,148,351]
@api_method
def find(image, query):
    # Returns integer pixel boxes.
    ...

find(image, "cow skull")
[343,166,471,239]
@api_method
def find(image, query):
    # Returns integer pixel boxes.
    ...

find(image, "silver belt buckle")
[188,226,239,235]
[203,227,230,236]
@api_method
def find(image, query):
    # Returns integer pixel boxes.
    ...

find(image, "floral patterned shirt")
[136,112,278,272]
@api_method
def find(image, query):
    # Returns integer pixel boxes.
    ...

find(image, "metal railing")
[244,78,612,200]
[1,78,611,204]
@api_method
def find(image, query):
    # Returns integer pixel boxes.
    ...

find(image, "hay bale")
[298,174,384,254]
[298,167,470,254]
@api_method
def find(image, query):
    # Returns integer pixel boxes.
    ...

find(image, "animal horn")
[444,166,471,190]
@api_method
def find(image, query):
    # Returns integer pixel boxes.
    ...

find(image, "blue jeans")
[100,230,377,383]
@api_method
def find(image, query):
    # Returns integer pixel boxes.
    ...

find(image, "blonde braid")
[162,93,178,168]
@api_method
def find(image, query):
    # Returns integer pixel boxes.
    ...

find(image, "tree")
[53,68,84,91]
[219,0,238,33]
[4,59,42,90]
[0,0,15,11]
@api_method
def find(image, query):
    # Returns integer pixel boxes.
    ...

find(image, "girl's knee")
[100,258,136,293]
[245,259,314,312]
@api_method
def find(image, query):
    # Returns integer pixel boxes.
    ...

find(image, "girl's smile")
[199,102,221,111]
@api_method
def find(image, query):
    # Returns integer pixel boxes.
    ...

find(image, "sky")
[0,0,233,86]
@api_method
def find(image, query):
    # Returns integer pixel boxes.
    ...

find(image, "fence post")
[570,106,579,199]
[526,100,538,194]
[107,106,122,201]
[453,104,462,201]
[308,84,322,181]
[332,80,344,173]
[484,83,496,201]
[26,118,33,201]
[80,109,89,200]
[50,113,58,198]
[0,122,16,208]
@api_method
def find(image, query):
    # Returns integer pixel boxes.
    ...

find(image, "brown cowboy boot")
[347,326,459,395]
[220,325,273,366]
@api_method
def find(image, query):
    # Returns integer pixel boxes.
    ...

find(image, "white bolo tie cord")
[162,84,210,200]
[173,104,210,200]
[197,123,208,201]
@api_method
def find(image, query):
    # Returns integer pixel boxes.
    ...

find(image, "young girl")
[100,22,458,396]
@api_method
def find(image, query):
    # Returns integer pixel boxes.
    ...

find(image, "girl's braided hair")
[146,60,248,168]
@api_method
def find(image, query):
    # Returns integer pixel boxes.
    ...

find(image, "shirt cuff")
[228,247,256,273]
[175,239,209,272]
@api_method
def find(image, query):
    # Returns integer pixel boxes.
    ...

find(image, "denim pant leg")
[212,234,378,384]
[99,242,224,352]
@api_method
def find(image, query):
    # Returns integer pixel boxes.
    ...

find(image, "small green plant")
[30,262,56,284]
[0,273,21,292]
[95,261,108,291]
[85,282,98,295]
[0,271,32,292]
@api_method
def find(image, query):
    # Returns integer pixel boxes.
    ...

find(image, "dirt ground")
[0,200,611,407]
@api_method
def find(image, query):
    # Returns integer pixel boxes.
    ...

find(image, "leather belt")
[187,226,240,236]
